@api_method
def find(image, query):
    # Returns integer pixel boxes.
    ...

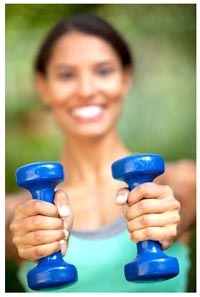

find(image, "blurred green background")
[5,3,196,292]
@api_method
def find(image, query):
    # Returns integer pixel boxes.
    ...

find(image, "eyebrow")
[53,64,72,70]
[52,59,118,70]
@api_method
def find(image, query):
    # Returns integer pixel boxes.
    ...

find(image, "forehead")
[49,31,121,65]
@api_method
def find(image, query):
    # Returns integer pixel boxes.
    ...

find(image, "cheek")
[100,76,126,101]
[47,81,74,105]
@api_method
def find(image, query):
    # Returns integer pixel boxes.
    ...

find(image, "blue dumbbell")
[16,162,78,290]
[111,154,179,281]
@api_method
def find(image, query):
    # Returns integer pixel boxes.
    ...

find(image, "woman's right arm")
[7,190,72,264]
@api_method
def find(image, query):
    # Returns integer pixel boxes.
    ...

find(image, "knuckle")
[139,200,148,213]
[130,231,139,242]
[175,200,181,211]
[174,213,180,224]
[127,221,132,233]
[141,215,150,227]
[12,235,19,246]
[177,214,181,224]
[130,229,148,242]
[34,246,45,259]
[32,200,42,212]
[171,225,177,237]
[18,247,26,259]
[171,199,181,211]
[14,203,22,214]
[143,227,154,238]
[32,216,43,228]
[9,221,15,231]
[33,230,43,242]
[160,239,172,250]
[126,209,132,221]
[138,183,149,195]
[165,225,177,240]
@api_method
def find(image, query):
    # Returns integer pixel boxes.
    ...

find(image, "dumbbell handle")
[30,184,62,265]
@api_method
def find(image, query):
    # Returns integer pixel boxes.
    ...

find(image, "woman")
[6,14,196,292]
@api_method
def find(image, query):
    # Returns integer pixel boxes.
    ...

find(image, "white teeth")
[72,105,103,119]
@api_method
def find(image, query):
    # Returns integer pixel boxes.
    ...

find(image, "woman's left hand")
[115,183,181,250]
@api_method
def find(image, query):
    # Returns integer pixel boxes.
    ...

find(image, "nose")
[77,73,97,99]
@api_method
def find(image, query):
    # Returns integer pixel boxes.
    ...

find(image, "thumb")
[115,187,129,205]
[54,190,73,232]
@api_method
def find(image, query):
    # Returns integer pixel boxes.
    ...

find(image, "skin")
[7,31,196,263]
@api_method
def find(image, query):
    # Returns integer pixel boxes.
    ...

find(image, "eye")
[58,72,75,80]
[97,68,114,76]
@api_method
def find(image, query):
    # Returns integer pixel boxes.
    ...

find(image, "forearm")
[156,159,196,241]
[172,181,196,239]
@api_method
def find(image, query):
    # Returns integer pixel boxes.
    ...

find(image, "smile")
[70,105,105,122]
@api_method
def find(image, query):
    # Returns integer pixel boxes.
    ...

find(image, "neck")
[60,129,130,186]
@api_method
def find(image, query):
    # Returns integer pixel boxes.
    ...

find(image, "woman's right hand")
[9,190,73,262]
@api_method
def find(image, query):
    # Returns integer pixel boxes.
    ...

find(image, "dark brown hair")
[34,14,133,75]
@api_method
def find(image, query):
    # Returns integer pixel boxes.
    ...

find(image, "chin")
[68,117,118,140]
[71,126,110,140]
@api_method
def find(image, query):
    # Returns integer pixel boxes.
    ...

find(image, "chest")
[60,180,125,231]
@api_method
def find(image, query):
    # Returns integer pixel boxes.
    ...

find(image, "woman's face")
[37,31,131,139]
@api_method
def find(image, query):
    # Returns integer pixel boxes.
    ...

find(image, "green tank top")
[18,216,191,292]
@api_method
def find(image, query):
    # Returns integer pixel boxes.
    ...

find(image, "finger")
[126,199,168,221]
[160,239,174,250]
[61,240,68,257]
[127,183,173,206]
[10,215,63,232]
[126,197,180,221]
[13,229,69,246]
[14,199,58,219]
[129,225,177,244]
[127,212,180,233]
[115,187,129,205]
[18,241,63,262]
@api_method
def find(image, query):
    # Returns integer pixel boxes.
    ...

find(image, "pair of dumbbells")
[15,154,179,290]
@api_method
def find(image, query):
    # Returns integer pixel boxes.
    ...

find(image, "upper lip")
[69,103,106,111]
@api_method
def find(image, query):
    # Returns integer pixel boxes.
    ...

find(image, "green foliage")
[5,3,196,292]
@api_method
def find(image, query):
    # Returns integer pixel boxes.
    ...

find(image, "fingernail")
[64,229,69,240]
[116,194,128,204]
[58,205,70,217]
[59,239,65,246]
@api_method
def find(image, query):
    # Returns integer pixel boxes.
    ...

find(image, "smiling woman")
[35,15,132,140]
[36,30,131,138]
[6,13,196,293]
